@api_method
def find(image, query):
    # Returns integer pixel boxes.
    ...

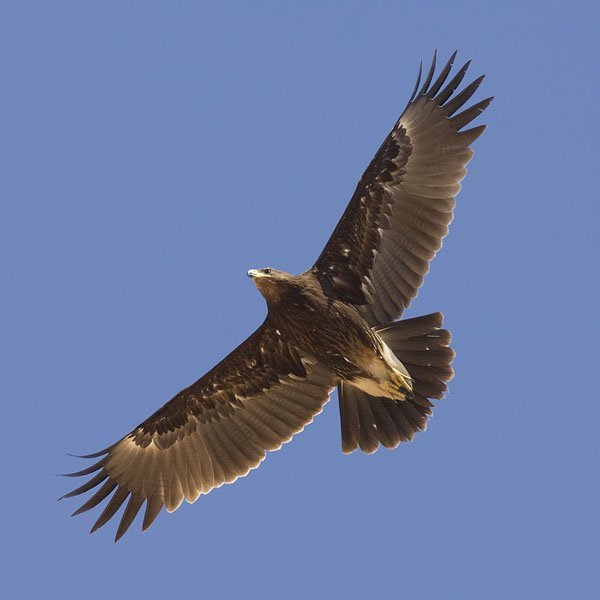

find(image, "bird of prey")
[63,51,491,540]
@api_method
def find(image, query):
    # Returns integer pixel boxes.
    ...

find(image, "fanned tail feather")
[338,312,454,454]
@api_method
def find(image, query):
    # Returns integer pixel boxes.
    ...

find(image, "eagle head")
[247,268,295,303]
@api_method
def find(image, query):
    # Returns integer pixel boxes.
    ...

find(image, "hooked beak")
[247,269,259,278]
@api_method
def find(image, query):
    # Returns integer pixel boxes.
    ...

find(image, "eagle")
[63,51,491,540]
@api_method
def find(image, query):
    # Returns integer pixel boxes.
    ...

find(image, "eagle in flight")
[63,51,491,540]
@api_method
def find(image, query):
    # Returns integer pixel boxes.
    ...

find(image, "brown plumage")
[62,51,491,540]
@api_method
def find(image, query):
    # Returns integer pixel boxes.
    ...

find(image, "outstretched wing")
[62,323,336,540]
[313,51,492,324]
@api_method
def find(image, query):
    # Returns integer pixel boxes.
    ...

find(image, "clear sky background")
[2,2,599,598]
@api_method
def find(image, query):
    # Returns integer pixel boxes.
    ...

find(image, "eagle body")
[251,268,413,400]
[63,52,491,540]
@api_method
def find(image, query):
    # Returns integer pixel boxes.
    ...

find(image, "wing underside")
[62,324,336,540]
[314,51,492,325]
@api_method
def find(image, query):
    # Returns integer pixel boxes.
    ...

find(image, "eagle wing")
[62,323,337,540]
[313,52,492,324]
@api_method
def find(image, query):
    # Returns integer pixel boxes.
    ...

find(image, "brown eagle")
[63,51,491,540]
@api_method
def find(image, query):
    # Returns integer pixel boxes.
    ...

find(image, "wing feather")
[62,322,336,540]
[313,52,491,324]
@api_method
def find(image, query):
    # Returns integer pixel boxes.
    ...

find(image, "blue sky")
[2,2,599,598]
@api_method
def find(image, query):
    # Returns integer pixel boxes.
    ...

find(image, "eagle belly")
[347,336,414,401]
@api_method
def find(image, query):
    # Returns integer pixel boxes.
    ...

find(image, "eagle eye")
[263,268,273,275]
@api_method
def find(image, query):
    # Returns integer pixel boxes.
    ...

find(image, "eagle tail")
[338,312,455,454]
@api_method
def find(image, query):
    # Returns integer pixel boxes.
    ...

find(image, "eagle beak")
[247,269,259,278]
